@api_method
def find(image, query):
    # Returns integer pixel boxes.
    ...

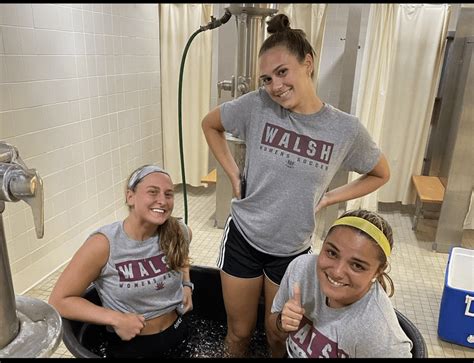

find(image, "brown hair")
[126,165,190,271]
[259,14,315,66]
[326,209,395,297]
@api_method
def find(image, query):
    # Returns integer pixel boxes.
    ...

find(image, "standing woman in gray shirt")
[49,165,194,358]
[201,14,390,357]
[271,209,413,358]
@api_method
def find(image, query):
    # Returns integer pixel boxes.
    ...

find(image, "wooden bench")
[411,175,446,230]
[201,168,217,185]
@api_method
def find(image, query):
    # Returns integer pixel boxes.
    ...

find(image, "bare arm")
[201,107,241,198]
[48,234,145,340]
[316,153,390,212]
[181,265,193,313]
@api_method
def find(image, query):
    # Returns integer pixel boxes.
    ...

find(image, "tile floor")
[22,184,474,358]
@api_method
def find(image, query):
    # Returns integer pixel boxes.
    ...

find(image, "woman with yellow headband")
[270,209,413,358]
[49,165,193,358]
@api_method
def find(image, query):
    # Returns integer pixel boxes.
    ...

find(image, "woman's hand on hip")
[315,193,329,214]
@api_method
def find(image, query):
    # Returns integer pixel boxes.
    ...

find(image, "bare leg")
[263,275,287,357]
[220,270,263,357]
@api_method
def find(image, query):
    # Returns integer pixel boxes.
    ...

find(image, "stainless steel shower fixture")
[217,3,278,99]
[0,141,61,357]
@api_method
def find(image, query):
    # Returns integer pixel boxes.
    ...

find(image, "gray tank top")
[92,219,190,320]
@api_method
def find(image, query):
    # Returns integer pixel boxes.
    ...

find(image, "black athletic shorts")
[217,217,312,285]
[105,314,189,358]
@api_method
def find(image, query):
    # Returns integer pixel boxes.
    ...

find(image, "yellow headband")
[330,216,391,258]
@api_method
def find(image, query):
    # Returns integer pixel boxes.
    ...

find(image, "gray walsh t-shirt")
[272,254,413,358]
[92,219,190,321]
[220,88,381,256]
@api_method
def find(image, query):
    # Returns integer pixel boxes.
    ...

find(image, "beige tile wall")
[0,3,163,294]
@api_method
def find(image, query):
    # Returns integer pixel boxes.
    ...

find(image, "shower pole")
[0,142,44,349]
[0,202,18,348]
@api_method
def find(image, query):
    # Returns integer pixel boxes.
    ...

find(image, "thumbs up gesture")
[281,283,305,332]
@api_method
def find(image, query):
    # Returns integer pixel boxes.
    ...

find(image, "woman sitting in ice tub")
[49,165,193,358]
[270,209,413,358]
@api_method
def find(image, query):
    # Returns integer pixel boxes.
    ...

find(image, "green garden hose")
[177,10,232,224]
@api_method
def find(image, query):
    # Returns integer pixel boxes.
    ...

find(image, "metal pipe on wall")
[0,202,18,348]
[0,142,41,349]
[218,3,278,99]
[0,142,62,358]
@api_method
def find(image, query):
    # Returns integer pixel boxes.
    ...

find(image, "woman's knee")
[228,322,255,342]
[265,318,286,345]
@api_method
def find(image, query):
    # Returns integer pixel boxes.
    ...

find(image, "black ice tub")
[61,265,427,358]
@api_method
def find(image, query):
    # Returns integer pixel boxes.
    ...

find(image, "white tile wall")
[0,3,163,294]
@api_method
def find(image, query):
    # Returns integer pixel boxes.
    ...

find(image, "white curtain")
[347,4,451,210]
[277,4,328,89]
[160,4,212,186]
[464,191,474,230]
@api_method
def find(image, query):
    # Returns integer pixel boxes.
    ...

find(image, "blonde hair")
[158,217,190,271]
[327,209,395,297]
[125,165,190,271]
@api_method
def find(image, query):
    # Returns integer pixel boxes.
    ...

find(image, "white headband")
[127,165,169,190]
